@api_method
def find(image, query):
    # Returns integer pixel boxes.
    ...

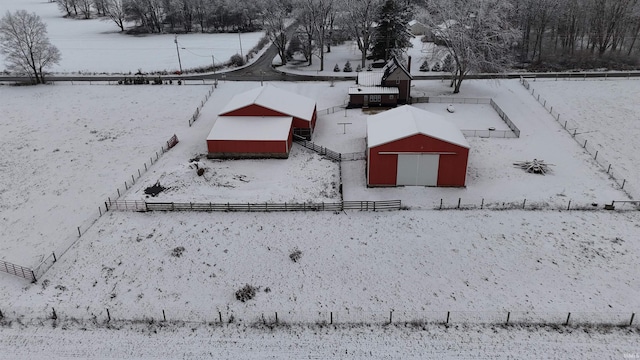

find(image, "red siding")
[368,133,468,187]
[382,79,411,102]
[207,139,288,154]
[220,104,313,130]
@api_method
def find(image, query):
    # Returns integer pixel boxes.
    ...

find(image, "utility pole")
[238,31,243,58]
[174,35,183,74]
[211,55,215,73]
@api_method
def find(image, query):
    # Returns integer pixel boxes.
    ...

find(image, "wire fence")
[107,200,402,212]
[432,197,635,211]
[188,83,216,126]
[293,135,366,162]
[520,77,631,195]
[1,305,636,328]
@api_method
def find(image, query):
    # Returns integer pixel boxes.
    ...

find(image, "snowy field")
[0,0,265,74]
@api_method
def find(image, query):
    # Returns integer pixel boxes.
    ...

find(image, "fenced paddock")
[520,77,632,195]
[107,200,402,212]
[411,96,521,138]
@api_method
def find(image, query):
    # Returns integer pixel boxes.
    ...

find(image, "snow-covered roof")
[348,87,399,95]
[367,105,470,149]
[219,84,316,121]
[207,116,292,141]
[357,72,384,86]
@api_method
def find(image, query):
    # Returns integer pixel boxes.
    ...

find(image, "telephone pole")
[174,35,183,74]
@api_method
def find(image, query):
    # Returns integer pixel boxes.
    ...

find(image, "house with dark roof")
[348,57,413,108]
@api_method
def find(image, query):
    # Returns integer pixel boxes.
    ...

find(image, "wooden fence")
[107,199,402,212]
[0,260,36,282]
[293,136,342,161]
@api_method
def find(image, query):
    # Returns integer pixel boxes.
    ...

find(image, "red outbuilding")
[218,84,317,140]
[367,105,470,187]
[207,116,293,158]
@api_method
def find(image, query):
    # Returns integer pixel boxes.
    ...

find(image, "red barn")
[218,84,317,140]
[367,106,469,187]
[207,116,293,159]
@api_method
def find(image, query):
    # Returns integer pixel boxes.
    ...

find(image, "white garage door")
[396,154,439,186]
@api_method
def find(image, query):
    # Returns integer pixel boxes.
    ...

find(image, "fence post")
[446,311,450,325]
[132,175,135,184]
[594,151,598,160]
[607,164,611,173]
[330,311,333,325]
[506,312,510,325]
[144,163,147,171]
[439,199,443,210]
[31,270,37,283]
[219,311,222,323]
[567,200,571,211]
[389,311,393,324]
[106,308,111,322]
[105,201,109,212]
[565,312,571,326]
[630,313,635,326]
[0,309,3,319]
[583,139,587,148]
[77,226,81,237]
[622,179,626,189]
[117,188,120,197]
[522,199,526,209]
[52,252,57,262]
[163,309,166,321]
[480,198,484,210]
[99,206,102,216]
[275,312,278,324]
[52,307,57,320]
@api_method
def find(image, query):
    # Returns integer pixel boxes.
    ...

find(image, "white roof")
[219,84,316,121]
[349,87,399,95]
[357,72,384,86]
[207,116,292,141]
[367,105,470,149]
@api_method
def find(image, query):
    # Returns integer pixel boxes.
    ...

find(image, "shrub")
[431,62,441,72]
[343,61,353,72]
[289,248,302,262]
[333,64,340,72]
[230,53,245,67]
[235,284,257,302]
[355,64,362,72]
[419,59,429,72]
[171,246,185,257]
[442,55,454,72]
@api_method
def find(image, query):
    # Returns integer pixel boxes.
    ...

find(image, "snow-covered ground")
[0,0,265,74]
[2,2,640,358]
[526,79,640,198]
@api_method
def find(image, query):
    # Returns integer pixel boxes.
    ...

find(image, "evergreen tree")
[370,0,413,61]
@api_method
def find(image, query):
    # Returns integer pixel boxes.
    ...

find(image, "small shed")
[207,116,293,159]
[219,84,317,140]
[348,57,413,108]
[408,20,428,36]
[367,106,469,187]
[348,87,399,108]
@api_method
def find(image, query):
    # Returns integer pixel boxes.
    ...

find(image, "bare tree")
[262,0,291,65]
[425,0,519,93]
[0,10,61,83]
[103,0,127,31]
[340,0,381,67]
[78,0,93,19]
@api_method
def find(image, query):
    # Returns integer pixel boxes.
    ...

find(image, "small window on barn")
[389,95,395,100]
[370,94,381,102]
[396,79,401,85]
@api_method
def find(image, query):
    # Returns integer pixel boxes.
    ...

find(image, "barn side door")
[396,154,439,186]
[363,95,369,108]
